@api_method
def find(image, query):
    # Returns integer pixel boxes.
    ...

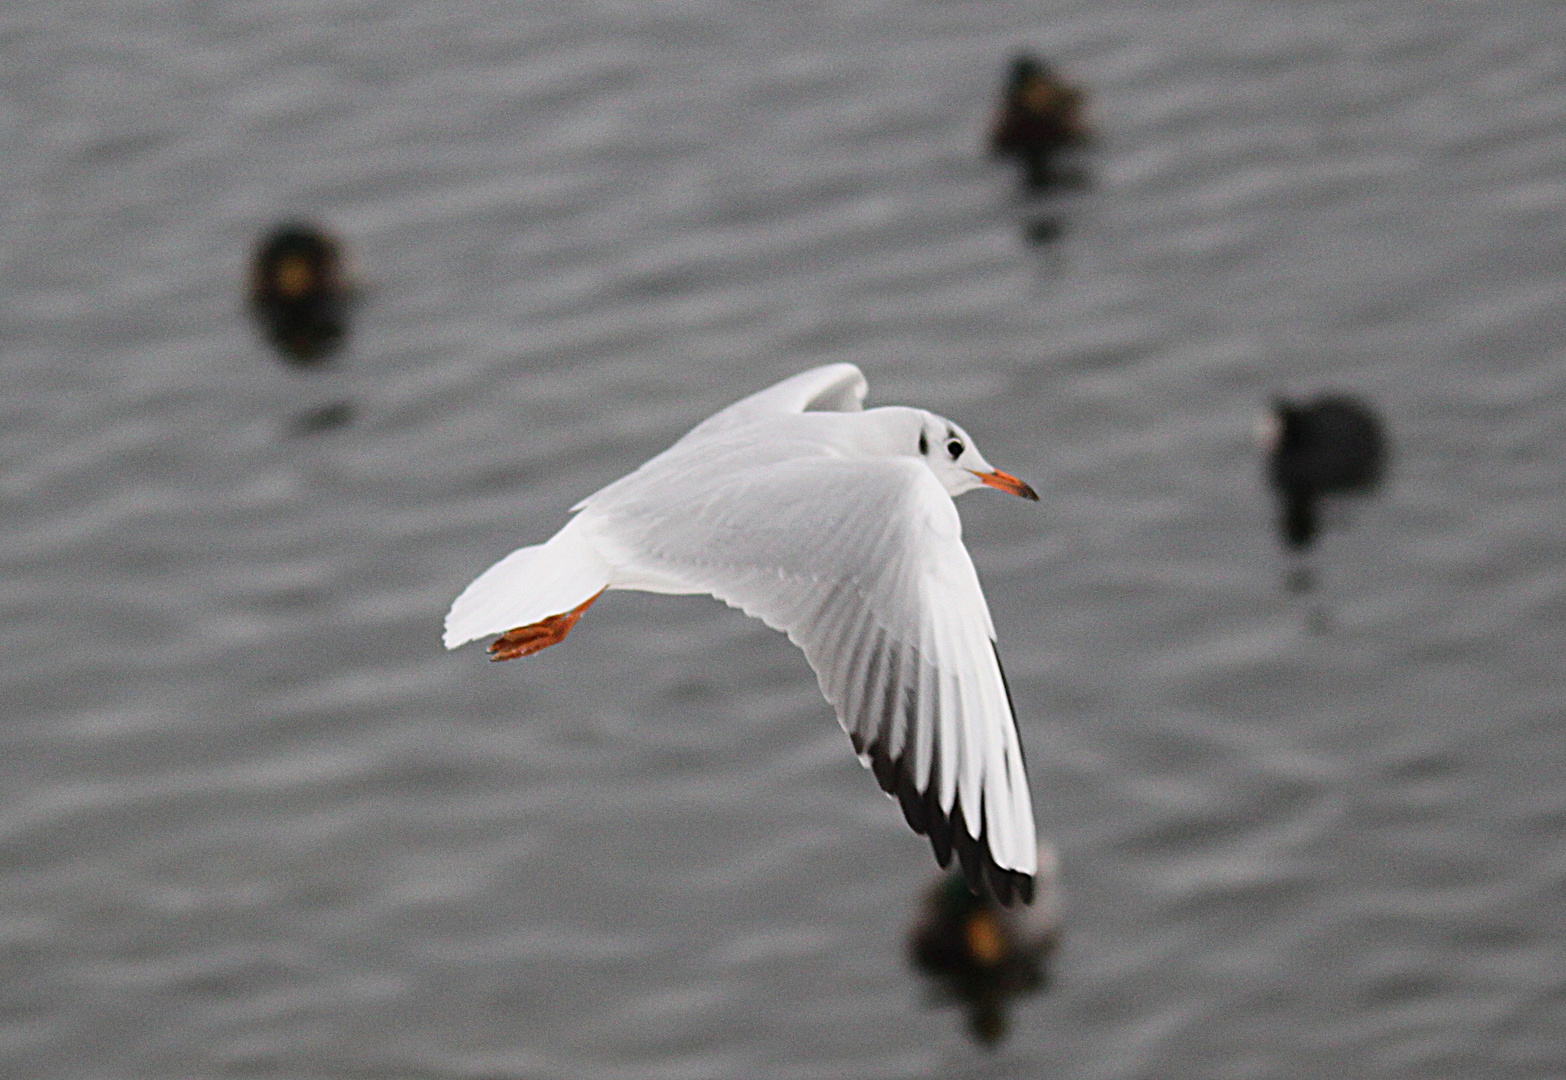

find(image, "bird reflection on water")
[288,399,355,436]
[908,843,1062,1048]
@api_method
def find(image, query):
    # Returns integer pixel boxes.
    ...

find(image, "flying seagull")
[444,364,1041,903]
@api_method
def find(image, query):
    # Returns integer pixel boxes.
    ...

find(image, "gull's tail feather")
[444,519,612,650]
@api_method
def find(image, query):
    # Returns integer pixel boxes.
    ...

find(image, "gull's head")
[913,411,1039,501]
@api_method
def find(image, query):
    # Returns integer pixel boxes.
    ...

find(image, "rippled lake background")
[5,1,1566,1076]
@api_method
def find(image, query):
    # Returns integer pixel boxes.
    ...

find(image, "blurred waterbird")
[989,54,1090,192]
[250,222,351,365]
[445,365,1042,903]
[909,843,1062,1046]
[1263,394,1388,550]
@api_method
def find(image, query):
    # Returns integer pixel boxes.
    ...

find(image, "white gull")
[444,364,1040,903]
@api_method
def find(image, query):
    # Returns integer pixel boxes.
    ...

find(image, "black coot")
[250,223,350,365]
[1267,395,1388,550]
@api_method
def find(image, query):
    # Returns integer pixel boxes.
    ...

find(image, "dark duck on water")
[908,843,1062,1047]
[250,223,352,366]
[989,54,1090,192]
[1264,394,1388,550]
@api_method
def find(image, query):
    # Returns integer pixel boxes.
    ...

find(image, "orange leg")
[487,589,605,661]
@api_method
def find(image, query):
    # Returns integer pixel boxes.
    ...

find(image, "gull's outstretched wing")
[585,454,1037,903]
[676,363,868,446]
[574,364,870,514]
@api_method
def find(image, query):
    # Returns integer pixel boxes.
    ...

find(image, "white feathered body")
[444,364,1039,902]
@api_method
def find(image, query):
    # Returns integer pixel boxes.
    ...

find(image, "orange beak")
[976,469,1039,500]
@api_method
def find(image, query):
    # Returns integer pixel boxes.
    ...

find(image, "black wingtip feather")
[991,642,1027,769]
[864,717,1033,907]
[893,766,927,834]
[952,803,983,888]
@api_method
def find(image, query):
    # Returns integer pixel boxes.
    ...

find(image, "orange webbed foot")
[488,589,605,661]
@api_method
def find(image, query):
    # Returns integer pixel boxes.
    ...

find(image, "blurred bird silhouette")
[908,843,1062,1047]
[250,222,352,366]
[1264,394,1388,551]
[989,54,1090,192]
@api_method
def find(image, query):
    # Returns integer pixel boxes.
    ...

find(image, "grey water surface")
[4,1,1566,1077]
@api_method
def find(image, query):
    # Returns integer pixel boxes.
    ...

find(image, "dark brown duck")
[250,223,351,366]
[989,54,1090,191]
[908,844,1062,1047]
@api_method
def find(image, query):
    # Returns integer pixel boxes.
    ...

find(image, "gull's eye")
[946,438,964,459]
[919,432,929,455]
